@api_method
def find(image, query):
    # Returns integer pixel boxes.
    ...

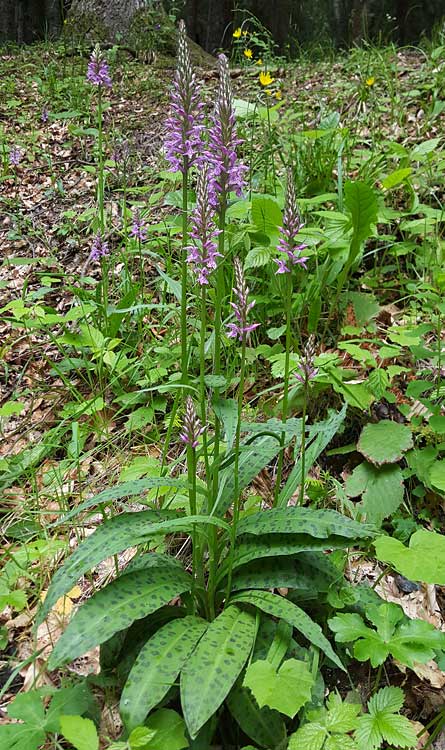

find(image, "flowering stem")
[181,167,189,383]
[199,286,210,478]
[186,443,198,614]
[273,271,292,507]
[299,384,308,505]
[97,88,105,232]
[212,203,226,486]
[224,334,247,605]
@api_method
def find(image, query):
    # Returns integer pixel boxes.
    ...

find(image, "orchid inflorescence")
[180,396,205,449]
[87,45,112,89]
[274,169,308,274]
[295,335,319,385]
[226,258,260,341]
[90,232,109,261]
[186,165,221,285]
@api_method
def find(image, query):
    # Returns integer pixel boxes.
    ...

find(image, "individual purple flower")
[294,335,318,385]
[90,232,110,261]
[180,396,205,449]
[87,44,112,88]
[205,54,248,208]
[164,20,204,172]
[274,169,308,274]
[226,257,260,341]
[41,107,49,123]
[130,209,147,242]
[9,146,21,166]
[186,165,222,284]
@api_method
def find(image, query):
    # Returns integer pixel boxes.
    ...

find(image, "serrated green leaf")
[375,529,445,584]
[357,421,413,466]
[288,722,326,750]
[44,684,92,733]
[121,616,208,731]
[0,723,46,750]
[243,658,314,717]
[39,513,228,624]
[59,716,99,750]
[181,606,256,738]
[48,567,192,669]
[367,369,390,399]
[236,507,373,540]
[226,685,287,748]
[355,687,417,750]
[230,590,344,670]
[245,246,274,269]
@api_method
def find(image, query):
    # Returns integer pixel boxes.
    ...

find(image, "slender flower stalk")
[224,258,253,605]
[273,170,308,506]
[295,335,318,505]
[180,397,205,613]
[164,20,204,384]
[186,165,221,285]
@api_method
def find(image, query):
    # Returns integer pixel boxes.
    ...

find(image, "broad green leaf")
[129,726,157,748]
[226,685,287,749]
[381,168,413,190]
[289,693,360,750]
[143,708,188,750]
[44,684,93,732]
[0,724,46,750]
[357,421,413,466]
[48,567,192,669]
[329,603,445,668]
[288,723,326,750]
[56,479,187,524]
[375,529,445,584]
[344,180,378,260]
[236,507,373,540]
[279,406,347,506]
[230,590,344,670]
[429,460,445,490]
[251,196,282,242]
[39,513,229,624]
[231,553,341,594]
[355,687,417,750]
[121,616,208,731]
[345,462,404,525]
[59,716,99,750]
[243,658,314,717]
[8,691,45,726]
[181,606,256,738]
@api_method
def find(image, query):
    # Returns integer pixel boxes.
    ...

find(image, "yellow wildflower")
[259,71,274,86]
[265,89,272,96]
[366,76,375,87]
[244,49,253,59]
[242,30,248,36]
[256,58,263,66]
[233,28,242,38]
[275,90,282,100]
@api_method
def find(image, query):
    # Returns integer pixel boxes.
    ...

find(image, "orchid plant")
[38,23,377,749]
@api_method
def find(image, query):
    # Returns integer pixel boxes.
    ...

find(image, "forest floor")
[1,32,445,750]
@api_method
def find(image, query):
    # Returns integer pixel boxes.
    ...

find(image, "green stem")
[181,167,189,384]
[97,88,104,232]
[200,286,210,479]
[373,662,383,693]
[225,335,247,605]
[299,385,308,505]
[187,444,198,614]
[273,272,292,507]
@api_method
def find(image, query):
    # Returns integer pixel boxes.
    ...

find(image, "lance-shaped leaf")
[38,512,229,624]
[121,616,208,731]
[54,478,189,525]
[48,566,192,669]
[236,507,374,540]
[231,590,344,670]
[181,606,256,738]
[226,684,287,748]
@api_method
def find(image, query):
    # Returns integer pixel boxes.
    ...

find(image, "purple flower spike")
[226,257,260,341]
[205,54,248,208]
[87,45,112,88]
[164,20,204,173]
[294,335,318,385]
[9,146,21,166]
[180,396,205,449]
[186,165,222,284]
[130,209,147,242]
[90,232,110,261]
[274,169,308,273]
